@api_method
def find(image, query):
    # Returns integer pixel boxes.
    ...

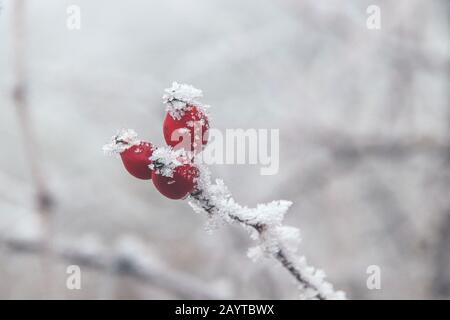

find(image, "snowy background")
[0,0,449,299]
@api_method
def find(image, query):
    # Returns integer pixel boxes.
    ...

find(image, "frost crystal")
[162,82,209,120]
[102,129,140,155]
[149,146,186,177]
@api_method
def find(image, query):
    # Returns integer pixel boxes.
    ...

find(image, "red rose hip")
[103,129,154,180]
[152,164,199,200]
[163,105,209,153]
[120,142,154,179]
[162,82,209,153]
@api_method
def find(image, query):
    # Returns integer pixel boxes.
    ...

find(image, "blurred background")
[0,0,449,299]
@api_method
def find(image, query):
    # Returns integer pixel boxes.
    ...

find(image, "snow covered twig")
[189,165,345,300]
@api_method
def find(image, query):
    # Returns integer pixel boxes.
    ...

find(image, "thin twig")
[191,189,328,300]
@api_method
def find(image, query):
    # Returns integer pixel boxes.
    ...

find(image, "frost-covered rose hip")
[103,129,154,180]
[163,105,209,153]
[152,164,199,200]
[120,142,154,179]
[150,147,199,200]
[162,82,209,153]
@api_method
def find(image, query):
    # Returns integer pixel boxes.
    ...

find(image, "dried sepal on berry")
[162,83,210,153]
[149,146,185,178]
[103,129,154,180]
[102,129,141,155]
[150,146,199,199]
[162,82,209,120]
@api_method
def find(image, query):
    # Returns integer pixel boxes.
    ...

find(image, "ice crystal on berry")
[103,129,140,155]
[149,146,186,177]
[163,82,209,120]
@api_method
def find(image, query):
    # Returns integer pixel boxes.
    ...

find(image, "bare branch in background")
[0,235,224,300]
[12,0,54,216]
[12,0,56,296]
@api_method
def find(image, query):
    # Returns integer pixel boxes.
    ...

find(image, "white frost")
[162,82,209,120]
[149,146,186,177]
[188,163,346,300]
[102,128,140,155]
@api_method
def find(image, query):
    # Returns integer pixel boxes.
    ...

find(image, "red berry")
[152,164,199,200]
[104,129,155,180]
[120,142,154,180]
[163,105,209,153]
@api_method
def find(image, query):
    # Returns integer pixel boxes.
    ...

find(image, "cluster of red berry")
[104,83,209,200]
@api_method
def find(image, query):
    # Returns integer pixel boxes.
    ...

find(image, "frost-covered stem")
[187,163,345,300]
[274,250,325,299]
[190,189,327,300]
